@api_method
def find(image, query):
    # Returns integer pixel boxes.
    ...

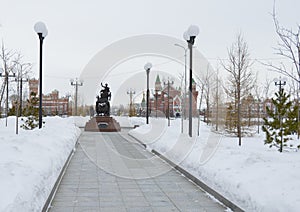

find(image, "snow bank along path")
[128,117,300,212]
[0,117,81,212]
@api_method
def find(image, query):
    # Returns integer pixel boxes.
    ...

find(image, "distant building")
[148,74,198,117]
[28,78,39,95]
[28,79,70,116]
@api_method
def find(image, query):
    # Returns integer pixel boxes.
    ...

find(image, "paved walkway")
[49,130,226,212]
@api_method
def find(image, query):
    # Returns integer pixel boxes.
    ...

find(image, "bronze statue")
[96,83,111,116]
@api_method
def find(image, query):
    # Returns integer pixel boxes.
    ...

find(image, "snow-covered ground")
[128,117,300,212]
[112,115,146,128]
[0,116,81,212]
[1,115,300,211]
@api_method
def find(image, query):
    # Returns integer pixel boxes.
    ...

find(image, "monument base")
[84,116,121,132]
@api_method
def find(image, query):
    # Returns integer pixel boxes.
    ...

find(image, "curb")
[152,149,244,212]
[42,138,80,212]
[128,133,244,212]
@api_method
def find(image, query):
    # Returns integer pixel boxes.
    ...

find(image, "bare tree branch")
[267,4,300,82]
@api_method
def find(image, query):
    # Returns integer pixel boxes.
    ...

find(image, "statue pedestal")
[84,116,121,132]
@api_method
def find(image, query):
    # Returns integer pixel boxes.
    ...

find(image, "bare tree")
[263,77,273,100]
[196,65,215,125]
[211,67,225,131]
[13,53,32,116]
[267,7,300,82]
[0,42,18,124]
[221,33,255,146]
[252,75,274,132]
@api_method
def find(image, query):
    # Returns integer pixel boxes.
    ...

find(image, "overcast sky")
[1,0,300,104]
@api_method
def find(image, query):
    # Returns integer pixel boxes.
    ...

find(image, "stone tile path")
[49,131,226,212]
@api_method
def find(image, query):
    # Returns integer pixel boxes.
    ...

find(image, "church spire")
[155,74,162,91]
[155,75,161,83]
[141,92,146,108]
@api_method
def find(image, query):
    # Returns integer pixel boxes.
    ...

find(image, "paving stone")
[73,206,99,212]
[203,205,228,212]
[54,191,77,198]
[125,201,151,207]
[52,196,76,202]
[49,130,226,212]
[76,201,99,207]
[76,196,99,202]
[149,199,174,207]
[145,195,170,202]
[77,192,98,197]
[99,207,127,212]
[51,200,77,207]
[100,199,124,207]
[126,206,152,212]
[48,206,73,212]
[99,195,123,202]
[151,206,180,211]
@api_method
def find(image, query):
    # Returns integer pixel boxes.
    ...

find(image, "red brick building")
[149,75,198,117]
[29,78,39,95]
[29,79,70,116]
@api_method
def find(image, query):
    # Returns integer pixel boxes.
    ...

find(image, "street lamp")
[274,77,287,92]
[183,25,199,137]
[14,62,31,116]
[127,88,136,117]
[0,66,16,126]
[14,63,30,135]
[174,44,188,118]
[151,88,160,118]
[274,76,287,153]
[144,62,152,124]
[164,78,174,126]
[70,78,83,116]
[175,43,188,133]
[34,21,48,129]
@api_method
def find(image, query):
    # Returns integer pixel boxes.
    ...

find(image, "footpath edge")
[128,133,244,212]
[42,135,80,212]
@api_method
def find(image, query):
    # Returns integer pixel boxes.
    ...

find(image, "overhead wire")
[43,54,291,80]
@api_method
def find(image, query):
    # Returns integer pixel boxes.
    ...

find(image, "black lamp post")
[144,62,152,124]
[183,25,199,137]
[274,76,287,153]
[0,67,17,126]
[34,21,48,129]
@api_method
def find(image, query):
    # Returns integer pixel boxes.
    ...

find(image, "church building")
[148,74,198,117]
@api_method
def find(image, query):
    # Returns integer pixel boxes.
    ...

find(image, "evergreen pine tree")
[21,92,43,130]
[262,88,298,152]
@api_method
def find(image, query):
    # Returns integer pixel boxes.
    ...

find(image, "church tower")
[141,92,146,109]
[155,74,162,91]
